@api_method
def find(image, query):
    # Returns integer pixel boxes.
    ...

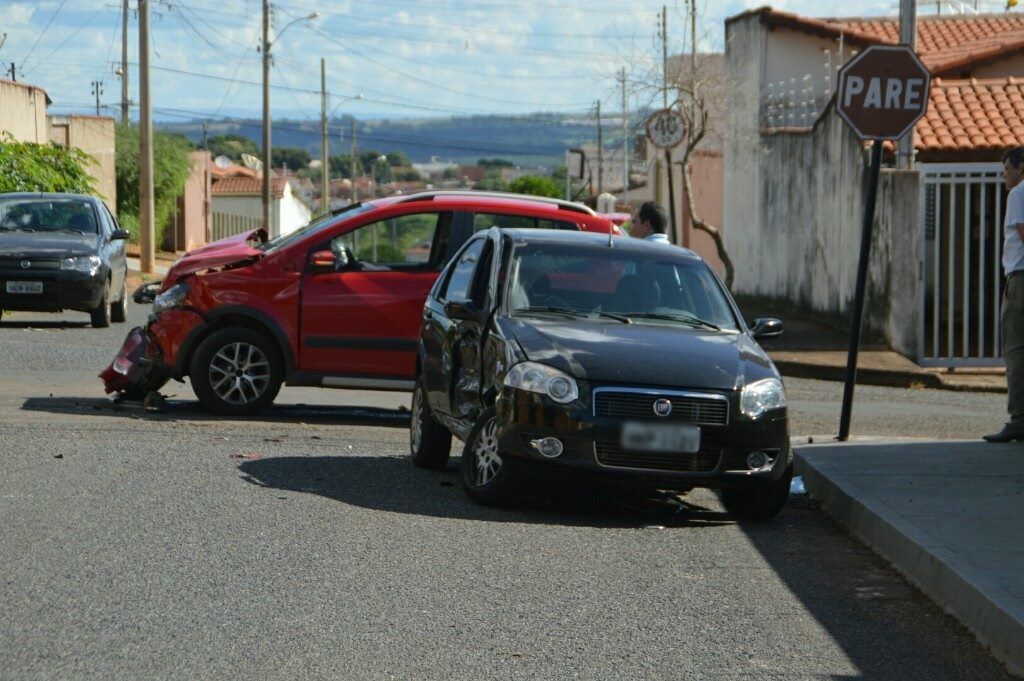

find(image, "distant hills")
[158,112,628,167]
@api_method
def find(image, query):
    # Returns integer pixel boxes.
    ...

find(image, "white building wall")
[275,183,312,236]
[0,80,48,143]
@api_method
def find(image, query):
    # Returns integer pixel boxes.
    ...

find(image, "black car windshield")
[259,202,374,253]
[0,198,99,234]
[506,242,740,331]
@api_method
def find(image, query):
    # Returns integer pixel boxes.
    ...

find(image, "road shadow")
[237,454,733,529]
[21,395,412,427]
[0,319,90,329]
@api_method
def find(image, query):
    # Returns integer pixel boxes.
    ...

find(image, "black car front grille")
[595,441,721,472]
[594,391,729,426]
[0,258,61,271]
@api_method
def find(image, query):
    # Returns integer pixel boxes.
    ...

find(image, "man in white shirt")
[628,201,671,244]
[985,147,1024,442]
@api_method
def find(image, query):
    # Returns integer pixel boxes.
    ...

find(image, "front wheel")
[460,408,520,507]
[189,327,283,415]
[718,465,793,521]
[90,281,112,328]
[410,379,452,469]
[111,275,127,323]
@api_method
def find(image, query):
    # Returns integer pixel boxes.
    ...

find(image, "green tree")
[393,167,422,182]
[207,134,259,162]
[385,150,411,167]
[473,171,509,192]
[272,146,311,170]
[478,157,514,168]
[509,175,560,198]
[359,149,384,170]
[329,153,359,178]
[442,167,459,180]
[0,134,97,195]
[115,123,193,245]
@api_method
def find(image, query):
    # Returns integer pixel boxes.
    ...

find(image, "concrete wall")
[170,151,211,252]
[679,152,725,277]
[0,79,48,143]
[49,115,116,211]
[724,12,921,356]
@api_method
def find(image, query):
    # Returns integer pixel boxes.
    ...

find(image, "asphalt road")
[0,304,1014,679]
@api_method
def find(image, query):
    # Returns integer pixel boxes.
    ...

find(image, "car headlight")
[503,361,579,404]
[152,283,189,314]
[740,377,787,418]
[60,255,102,273]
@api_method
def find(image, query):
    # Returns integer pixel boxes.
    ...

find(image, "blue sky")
[0,0,993,123]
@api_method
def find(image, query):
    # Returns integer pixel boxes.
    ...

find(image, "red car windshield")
[259,203,374,254]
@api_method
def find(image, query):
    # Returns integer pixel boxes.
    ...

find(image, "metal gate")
[919,163,1005,367]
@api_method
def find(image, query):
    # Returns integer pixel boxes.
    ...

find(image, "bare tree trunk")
[682,159,734,289]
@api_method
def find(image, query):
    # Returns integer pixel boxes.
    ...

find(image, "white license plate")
[5,281,43,294]
[621,422,701,453]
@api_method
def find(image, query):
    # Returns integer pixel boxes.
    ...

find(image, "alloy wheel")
[410,385,424,452]
[208,342,270,405]
[472,418,502,486]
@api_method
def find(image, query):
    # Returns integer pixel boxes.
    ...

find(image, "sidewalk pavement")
[126,256,170,278]
[771,349,1007,393]
[794,439,1024,677]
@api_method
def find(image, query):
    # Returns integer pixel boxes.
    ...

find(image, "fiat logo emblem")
[653,398,673,417]
[20,260,30,269]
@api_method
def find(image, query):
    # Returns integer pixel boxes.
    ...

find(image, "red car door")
[298,211,455,381]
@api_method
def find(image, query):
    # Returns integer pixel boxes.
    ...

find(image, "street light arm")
[328,93,363,118]
[269,11,320,48]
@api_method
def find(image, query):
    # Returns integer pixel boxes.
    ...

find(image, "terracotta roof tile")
[211,175,289,198]
[915,77,1024,153]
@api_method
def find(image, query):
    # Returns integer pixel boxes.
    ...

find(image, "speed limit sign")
[645,109,686,149]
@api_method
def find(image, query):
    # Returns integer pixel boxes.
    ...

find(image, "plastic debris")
[790,476,806,495]
[230,452,264,461]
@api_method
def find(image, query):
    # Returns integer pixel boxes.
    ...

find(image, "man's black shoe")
[982,423,1024,442]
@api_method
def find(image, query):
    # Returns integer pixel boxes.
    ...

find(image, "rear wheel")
[719,465,792,521]
[189,327,283,415]
[111,276,127,323]
[410,379,452,469]
[460,408,520,507]
[90,281,111,328]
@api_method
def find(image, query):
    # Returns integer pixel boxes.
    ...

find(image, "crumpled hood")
[162,228,266,287]
[504,317,777,391]
[0,231,101,258]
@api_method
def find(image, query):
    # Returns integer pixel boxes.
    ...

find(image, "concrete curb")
[794,450,1024,678]
[772,358,1007,394]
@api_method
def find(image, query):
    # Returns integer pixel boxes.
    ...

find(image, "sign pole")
[838,140,884,441]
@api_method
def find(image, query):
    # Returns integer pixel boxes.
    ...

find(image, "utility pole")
[320,57,329,214]
[138,0,154,274]
[620,67,629,194]
[201,121,208,150]
[8,62,16,82]
[261,0,273,236]
[120,0,129,124]
[897,0,917,169]
[595,100,603,195]
[350,118,357,203]
[660,4,678,244]
[91,81,103,116]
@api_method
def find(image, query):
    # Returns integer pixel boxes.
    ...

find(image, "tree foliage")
[509,175,560,198]
[473,171,510,192]
[0,134,97,195]
[385,150,411,167]
[115,123,193,244]
[272,146,311,170]
[207,134,260,162]
[478,157,514,168]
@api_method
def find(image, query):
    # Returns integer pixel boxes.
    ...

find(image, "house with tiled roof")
[723,7,1024,367]
[210,167,312,240]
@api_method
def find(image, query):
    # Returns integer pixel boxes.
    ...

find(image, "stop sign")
[836,45,931,140]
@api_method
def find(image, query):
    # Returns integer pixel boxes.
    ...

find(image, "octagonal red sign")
[836,45,931,140]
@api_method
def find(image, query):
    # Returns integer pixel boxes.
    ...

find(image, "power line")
[20,0,70,72]
[29,5,108,76]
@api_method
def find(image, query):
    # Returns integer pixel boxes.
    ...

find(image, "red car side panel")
[148,309,205,365]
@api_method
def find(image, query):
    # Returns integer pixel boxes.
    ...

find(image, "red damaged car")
[101,191,616,415]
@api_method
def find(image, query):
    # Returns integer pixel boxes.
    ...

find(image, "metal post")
[92,81,103,116]
[350,118,357,203]
[621,67,629,194]
[261,0,272,236]
[320,57,329,214]
[121,0,129,124]
[666,148,678,245]
[897,0,917,169]
[838,140,884,441]
[138,0,154,274]
[596,99,603,195]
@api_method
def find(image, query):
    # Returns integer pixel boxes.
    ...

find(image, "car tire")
[410,378,452,469]
[460,407,520,507]
[90,281,112,328]
[189,327,283,416]
[111,275,127,323]
[718,464,793,521]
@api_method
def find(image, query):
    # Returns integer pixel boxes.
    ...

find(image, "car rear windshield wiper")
[515,306,631,323]
[624,312,720,330]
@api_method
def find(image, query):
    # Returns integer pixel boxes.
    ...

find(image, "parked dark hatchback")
[410,228,791,519]
[0,193,130,327]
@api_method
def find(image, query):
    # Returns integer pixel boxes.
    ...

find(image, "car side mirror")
[750,317,783,340]
[309,249,338,273]
[444,299,481,323]
[111,228,131,241]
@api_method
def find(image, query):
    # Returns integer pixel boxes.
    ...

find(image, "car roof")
[0,192,98,202]
[488,227,702,260]
[372,190,600,219]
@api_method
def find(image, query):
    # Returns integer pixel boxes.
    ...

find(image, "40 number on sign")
[645,109,686,149]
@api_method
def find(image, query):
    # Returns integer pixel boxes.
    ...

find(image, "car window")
[441,239,486,302]
[469,240,494,308]
[333,212,452,270]
[0,197,100,234]
[472,212,578,232]
[102,204,121,232]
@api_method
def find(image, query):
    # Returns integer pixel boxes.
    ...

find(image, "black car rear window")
[0,198,99,234]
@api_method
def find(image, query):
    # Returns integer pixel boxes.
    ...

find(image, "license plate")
[621,422,701,453]
[5,281,43,294]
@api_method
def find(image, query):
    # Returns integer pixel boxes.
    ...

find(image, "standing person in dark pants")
[985,146,1024,442]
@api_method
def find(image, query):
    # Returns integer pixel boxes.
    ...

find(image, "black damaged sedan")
[411,228,790,519]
